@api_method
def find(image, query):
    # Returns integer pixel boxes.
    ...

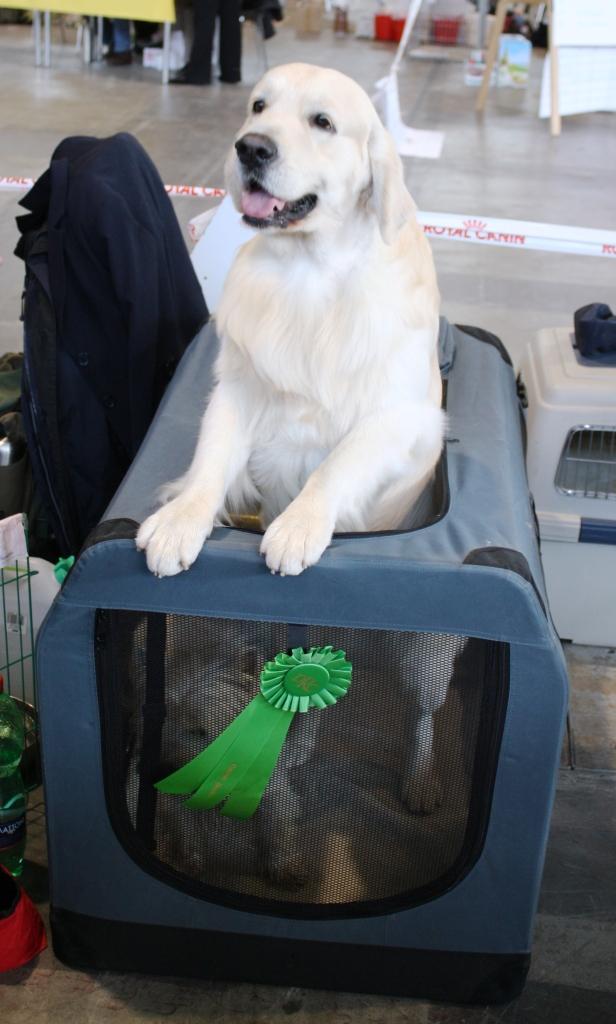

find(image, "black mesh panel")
[97,612,508,917]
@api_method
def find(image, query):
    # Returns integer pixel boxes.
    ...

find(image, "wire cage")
[0,523,40,791]
[554,425,616,501]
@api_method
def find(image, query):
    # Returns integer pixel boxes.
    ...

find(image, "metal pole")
[391,0,424,75]
[43,10,51,68]
[477,0,488,50]
[162,20,171,84]
[33,10,41,67]
[83,17,91,63]
[96,16,103,61]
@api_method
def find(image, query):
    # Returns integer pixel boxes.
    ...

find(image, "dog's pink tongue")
[241,188,283,219]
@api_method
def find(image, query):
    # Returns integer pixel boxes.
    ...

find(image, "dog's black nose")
[235,133,278,169]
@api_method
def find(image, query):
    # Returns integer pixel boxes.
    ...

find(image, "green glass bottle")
[0,675,27,877]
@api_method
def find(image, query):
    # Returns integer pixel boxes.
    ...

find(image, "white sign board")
[552,0,616,47]
[540,47,616,118]
[540,1,616,122]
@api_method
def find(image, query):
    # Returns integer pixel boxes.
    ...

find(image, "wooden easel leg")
[476,0,508,113]
[547,0,561,135]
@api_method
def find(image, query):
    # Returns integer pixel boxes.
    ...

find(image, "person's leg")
[112,19,131,53]
[217,0,241,83]
[133,20,160,53]
[106,18,132,64]
[183,0,217,83]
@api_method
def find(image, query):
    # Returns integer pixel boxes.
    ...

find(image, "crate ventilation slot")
[555,426,616,500]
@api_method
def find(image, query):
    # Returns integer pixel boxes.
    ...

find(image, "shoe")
[105,50,132,66]
[134,32,162,54]
[170,67,211,85]
[219,74,241,84]
[134,41,158,55]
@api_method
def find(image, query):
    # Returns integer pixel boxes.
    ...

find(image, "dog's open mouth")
[240,181,317,229]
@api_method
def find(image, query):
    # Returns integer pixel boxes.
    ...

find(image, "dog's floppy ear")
[367,119,415,245]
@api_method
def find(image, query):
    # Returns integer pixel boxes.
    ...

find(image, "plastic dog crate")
[37,320,568,1005]
[521,327,616,645]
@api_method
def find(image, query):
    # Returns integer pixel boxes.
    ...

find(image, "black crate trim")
[463,548,547,619]
[455,325,513,367]
[51,905,530,1005]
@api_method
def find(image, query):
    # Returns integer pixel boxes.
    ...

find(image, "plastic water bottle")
[0,674,27,877]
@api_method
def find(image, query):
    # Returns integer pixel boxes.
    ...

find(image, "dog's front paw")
[260,497,335,576]
[401,768,444,816]
[136,496,214,577]
[265,848,310,890]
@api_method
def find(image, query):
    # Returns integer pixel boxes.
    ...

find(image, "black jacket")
[15,132,207,552]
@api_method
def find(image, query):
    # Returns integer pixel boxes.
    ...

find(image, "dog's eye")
[311,113,336,133]
[252,99,265,114]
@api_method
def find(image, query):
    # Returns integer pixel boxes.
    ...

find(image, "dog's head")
[225,63,415,245]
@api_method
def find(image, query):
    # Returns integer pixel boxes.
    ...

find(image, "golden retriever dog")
[136,62,443,578]
[137,65,452,839]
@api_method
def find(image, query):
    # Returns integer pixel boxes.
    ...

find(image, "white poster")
[552,0,616,48]
[540,47,616,118]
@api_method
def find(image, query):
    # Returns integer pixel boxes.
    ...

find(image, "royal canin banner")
[162,184,226,199]
[1,176,615,258]
[0,177,225,200]
[416,211,616,259]
[0,177,33,191]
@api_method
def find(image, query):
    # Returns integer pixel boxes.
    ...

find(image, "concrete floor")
[2,19,616,365]
[1,15,616,1024]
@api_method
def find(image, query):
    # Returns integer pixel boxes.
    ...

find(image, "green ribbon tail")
[155,644,352,819]
[185,699,291,810]
[155,698,264,796]
[220,709,295,819]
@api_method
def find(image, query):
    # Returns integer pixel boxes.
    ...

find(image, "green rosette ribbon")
[155,646,352,819]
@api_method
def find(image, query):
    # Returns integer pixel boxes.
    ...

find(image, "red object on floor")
[0,866,47,972]
[431,17,462,44]
[374,13,393,41]
[390,17,406,42]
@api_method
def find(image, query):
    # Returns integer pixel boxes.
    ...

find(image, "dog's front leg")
[400,634,467,815]
[261,402,444,575]
[136,382,251,577]
[256,708,321,888]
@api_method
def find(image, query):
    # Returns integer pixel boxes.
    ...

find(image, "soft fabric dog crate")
[37,320,568,1005]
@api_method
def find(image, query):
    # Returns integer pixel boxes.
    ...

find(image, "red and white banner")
[0,176,226,200]
[2,176,615,258]
[417,210,616,259]
[163,184,226,199]
[0,177,35,192]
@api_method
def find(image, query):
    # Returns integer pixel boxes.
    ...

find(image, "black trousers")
[187,0,242,83]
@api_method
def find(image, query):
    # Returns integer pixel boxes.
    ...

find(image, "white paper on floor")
[373,72,445,159]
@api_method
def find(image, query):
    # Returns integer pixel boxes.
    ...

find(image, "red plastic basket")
[431,17,462,45]
[390,17,406,42]
[374,13,393,41]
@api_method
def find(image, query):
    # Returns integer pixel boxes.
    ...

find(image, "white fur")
[137,63,443,577]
